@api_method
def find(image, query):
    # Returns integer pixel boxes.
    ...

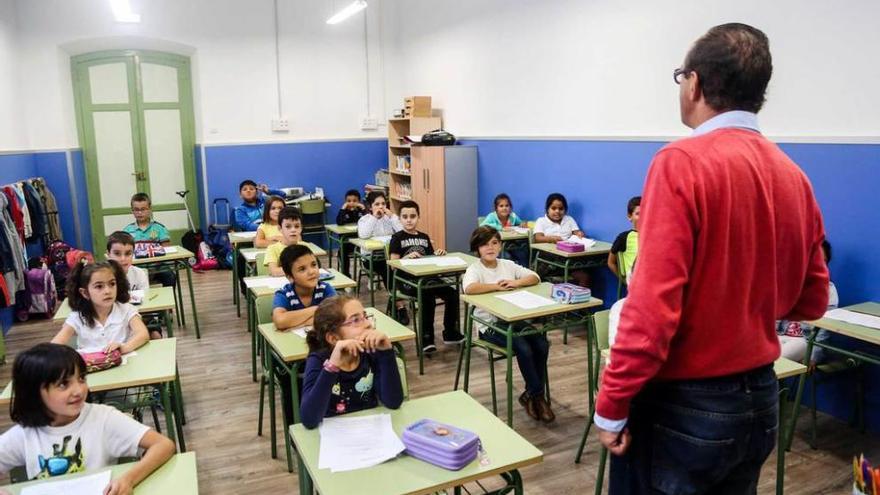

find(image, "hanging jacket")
[2,186,24,241]
[32,178,62,241]
[23,181,47,241]
[12,184,31,239]
[0,193,26,291]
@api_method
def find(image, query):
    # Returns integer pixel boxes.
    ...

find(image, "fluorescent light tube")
[326,0,367,25]
[110,0,141,23]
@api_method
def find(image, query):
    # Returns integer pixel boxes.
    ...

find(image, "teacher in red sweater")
[595,23,829,493]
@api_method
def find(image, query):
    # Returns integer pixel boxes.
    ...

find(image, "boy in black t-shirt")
[608,196,641,284]
[335,189,366,277]
[389,200,463,353]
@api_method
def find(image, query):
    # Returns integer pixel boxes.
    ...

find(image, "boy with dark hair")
[388,200,462,353]
[335,189,365,277]
[106,231,149,292]
[124,193,170,245]
[233,179,284,232]
[608,196,641,282]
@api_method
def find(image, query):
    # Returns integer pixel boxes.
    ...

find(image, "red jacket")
[596,128,829,421]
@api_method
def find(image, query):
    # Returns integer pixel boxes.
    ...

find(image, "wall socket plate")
[360,116,378,130]
[272,117,290,132]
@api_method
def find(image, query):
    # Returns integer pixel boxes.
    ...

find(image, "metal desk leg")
[249,293,258,382]
[462,306,475,393]
[284,362,301,473]
[505,323,515,427]
[172,374,187,450]
[162,309,174,338]
[183,262,201,339]
[174,263,186,327]
[784,334,816,451]
[233,243,242,317]
[454,304,472,390]
[160,383,179,451]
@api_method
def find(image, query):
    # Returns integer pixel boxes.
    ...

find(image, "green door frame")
[71,49,199,252]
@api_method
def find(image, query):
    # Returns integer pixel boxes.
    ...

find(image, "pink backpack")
[15,267,58,321]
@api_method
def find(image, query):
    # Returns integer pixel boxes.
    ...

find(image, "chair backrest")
[593,309,611,351]
[299,198,326,216]
[255,252,269,276]
[256,294,275,325]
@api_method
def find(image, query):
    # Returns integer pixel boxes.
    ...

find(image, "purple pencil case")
[401,419,480,470]
[556,240,585,253]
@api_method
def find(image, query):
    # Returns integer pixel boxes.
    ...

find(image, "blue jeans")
[480,327,549,398]
[609,364,778,495]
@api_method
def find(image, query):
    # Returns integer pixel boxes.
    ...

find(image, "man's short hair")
[279,207,301,225]
[684,23,772,113]
[107,231,136,252]
[130,192,151,206]
[239,179,257,191]
[398,200,420,216]
[627,196,642,216]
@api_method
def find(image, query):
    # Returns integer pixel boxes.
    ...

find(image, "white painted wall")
[0,0,26,150]
[383,0,880,139]
[13,0,387,149]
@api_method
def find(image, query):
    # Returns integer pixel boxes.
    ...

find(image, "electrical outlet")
[272,117,290,132]
[360,116,378,130]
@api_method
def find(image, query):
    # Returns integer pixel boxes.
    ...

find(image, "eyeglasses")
[342,312,375,327]
[673,67,690,85]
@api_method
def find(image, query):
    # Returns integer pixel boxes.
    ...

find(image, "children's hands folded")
[330,339,364,366]
[497,279,517,290]
[359,330,391,352]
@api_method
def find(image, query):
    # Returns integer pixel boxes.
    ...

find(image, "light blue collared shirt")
[592,110,762,435]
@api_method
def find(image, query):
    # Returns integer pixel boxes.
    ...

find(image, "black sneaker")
[396,308,410,326]
[422,343,437,354]
[442,332,465,344]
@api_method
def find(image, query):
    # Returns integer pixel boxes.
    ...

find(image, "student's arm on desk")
[464,281,503,294]
[234,207,259,232]
[118,315,149,355]
[533,232,562,243]
[268,262,285,277]
[608,252,620,278]
[104,430,175,495]
[300,354,336,429]
[272,306,317,330]
[357,215,378,239]
[51,324,76,345]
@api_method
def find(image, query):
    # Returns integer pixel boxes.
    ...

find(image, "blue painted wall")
[465,137,880,433]
[202,139,388,244]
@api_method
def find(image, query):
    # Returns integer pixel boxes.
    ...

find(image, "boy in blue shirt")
[272,243,337,424]
[234,179,285,231]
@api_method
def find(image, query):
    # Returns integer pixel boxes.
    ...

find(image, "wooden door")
[422,147,446,250]
[410,146,430,234]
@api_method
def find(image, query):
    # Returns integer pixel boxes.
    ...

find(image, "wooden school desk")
[1,339,187,451]
[229,230,257,317]
[348,237,390,308]
[290,390,543,495]
[387,252,479,375]
[785,301,880,451]
[456,282,603,426]
[132,246,201,339]
[244,269,357,382]
[53,286,177,337]
[326,223,359,271]
[530,240,612,281]
[258,308,414,472]
[499,227,530,259]
[0,452,198,495]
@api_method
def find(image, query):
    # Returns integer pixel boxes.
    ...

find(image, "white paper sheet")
[232,231,257,240]
[163,246,179,254]
[400,256,467,267]
[129,289,145,304]
[21,469,111,495]
[318,413,405,472]
[244,276,288,289]
[824,308,880,330]
[242,250,262,262]
[511,227,530,234]
[564,236,597,248]
[495,291,557,310]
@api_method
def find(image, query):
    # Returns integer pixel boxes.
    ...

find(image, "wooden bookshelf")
[387,116,441,212]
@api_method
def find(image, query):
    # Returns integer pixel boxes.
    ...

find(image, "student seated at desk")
[51,261,149,356]
[335,189,366,277]
[607,196,641,283]
[389,200,463,353]
[357,190,402,293]
[106,232,162,340]
[264,207,304,277]
[480,193,529,267]
[300,295,403,429]
[776,239,838,366]
[0,344,175,488]
[233,179,285,232]
[273,244,338,424]
[463,227,553,423]
[254,195,286,248]
[533,192,590,288]
[123,193,174,287]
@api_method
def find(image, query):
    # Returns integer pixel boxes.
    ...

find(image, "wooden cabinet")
[410,146,477,252]
[387,117,441,207]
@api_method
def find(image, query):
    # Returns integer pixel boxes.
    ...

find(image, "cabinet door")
[423,148,446,250]
[410,147,430,231]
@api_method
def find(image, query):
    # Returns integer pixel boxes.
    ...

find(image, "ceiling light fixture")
[110,0,141,23]
[326,0,367,25]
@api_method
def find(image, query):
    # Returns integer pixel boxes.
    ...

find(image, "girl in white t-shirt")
[51,261,149,355]
[462,227,555,423]
[532,192,590,287]
[0,343,174,491]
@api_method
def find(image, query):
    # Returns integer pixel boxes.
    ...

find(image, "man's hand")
[597,425,632,456]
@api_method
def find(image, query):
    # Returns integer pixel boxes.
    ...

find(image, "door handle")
[426,170,430,191]
[131,171,146,181]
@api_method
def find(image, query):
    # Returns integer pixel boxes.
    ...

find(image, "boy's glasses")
[342,312,375,327]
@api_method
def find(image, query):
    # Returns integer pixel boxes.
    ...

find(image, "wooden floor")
[1,264,876,494]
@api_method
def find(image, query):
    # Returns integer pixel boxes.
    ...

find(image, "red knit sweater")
[596,128,830,421]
